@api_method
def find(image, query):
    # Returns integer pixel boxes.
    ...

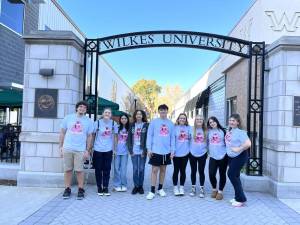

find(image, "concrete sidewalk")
[0,186,62,225]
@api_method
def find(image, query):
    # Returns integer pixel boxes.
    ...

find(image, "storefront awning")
[184,94,200,112]
[196,87,210,109]
[98,97,119,111]
[0,89,23,108]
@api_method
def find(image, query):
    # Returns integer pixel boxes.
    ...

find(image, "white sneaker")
[114,187,122,192]
[179,186,184,196]
[157,189,167,197]
[121,186,127,192]
[199,187,205,198]
[146,192,155,200]
[232,201,244,207]
[173,186,180,196]
[189,186,196,197]
[229,198,236,204]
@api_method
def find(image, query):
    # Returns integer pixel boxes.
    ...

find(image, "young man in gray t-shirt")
[59,101,93,200]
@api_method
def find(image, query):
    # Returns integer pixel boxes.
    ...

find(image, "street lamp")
[134,98,137,111]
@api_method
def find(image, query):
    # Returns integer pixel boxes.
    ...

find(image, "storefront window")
[226,96,237,124]
[0,0,24,34]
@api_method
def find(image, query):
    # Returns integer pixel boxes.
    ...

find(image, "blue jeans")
[131,154,146,187]
[113,154,128,187]
[227,150,248,202]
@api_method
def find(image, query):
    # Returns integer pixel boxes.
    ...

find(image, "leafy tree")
[132,79,161,118]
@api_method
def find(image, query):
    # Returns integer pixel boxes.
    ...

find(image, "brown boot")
[211,190,217,198]
[216,192,223,200]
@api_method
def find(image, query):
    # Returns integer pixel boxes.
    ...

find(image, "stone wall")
[18,31,84,187]
[263,36,300,197]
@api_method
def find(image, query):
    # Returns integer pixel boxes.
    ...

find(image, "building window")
[226,97,237,124]
[0,0,24,34]
[203,106,208,121]
[191,110,194,119]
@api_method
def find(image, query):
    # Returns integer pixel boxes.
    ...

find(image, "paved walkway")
[0,186,62,225]
[15,161,300,225]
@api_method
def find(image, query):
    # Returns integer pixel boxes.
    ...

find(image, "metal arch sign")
[85,30,255,58]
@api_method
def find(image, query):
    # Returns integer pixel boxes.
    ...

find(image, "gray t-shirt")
[61,113,93,152]
[133,122,144,155]
[116,127,128,155]
[174,125,191,157]
[190,128,207,157]
[93,119,118,152]
[208,128,226,160]
[225,128,249,158]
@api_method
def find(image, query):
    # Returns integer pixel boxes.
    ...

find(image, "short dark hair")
[158,104,168,111]
[75,101,88,111]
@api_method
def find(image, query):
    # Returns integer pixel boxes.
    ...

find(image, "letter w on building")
[265,11,300,32]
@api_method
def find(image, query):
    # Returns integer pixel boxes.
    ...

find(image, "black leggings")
[189,153,207,186]
[209,155,228,191]
[172,155,189,186]
[93,150,113,188]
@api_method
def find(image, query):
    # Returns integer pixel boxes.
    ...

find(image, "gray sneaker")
[199,187,205,198]
[189,186,196,197]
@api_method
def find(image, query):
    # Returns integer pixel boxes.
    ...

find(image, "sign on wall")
[293,96,300,127]
[34,89,58,118]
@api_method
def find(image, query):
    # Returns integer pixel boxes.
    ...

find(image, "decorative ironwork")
[0,125,21,163]
[83,30,265,176]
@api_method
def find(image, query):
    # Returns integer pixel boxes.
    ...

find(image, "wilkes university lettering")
[96,32,250,56]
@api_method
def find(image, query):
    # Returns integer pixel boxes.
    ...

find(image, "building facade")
[174,0,300,197]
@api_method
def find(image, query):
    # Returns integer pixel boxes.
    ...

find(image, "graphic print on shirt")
[225,131,232,145]
[134,127,142,142]
[101,126,111,138]
[194,132,204,144]
[118,130,128,143]
[159,124,169,136]
[71,121,83,134]
[210,132,221,144]
[178,129,188,142]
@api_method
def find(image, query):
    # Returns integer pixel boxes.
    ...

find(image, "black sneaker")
[103,187,110,196]
[62,187,71,199]
[97,187,103,196]
[77,188,85,200]
[131,186,139,195]
[139,186,144,194]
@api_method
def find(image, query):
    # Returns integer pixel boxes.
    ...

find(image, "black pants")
[189,153,207,186]
[172,155,189,186]
[209,155,228,191]
[227,151,248,202]
[93,150,113,188]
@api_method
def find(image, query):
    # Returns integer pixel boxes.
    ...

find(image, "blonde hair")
[193,115,207,140]
[175,113,189,126]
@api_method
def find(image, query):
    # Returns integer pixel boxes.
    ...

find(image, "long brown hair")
[175,113,189,126]
[193,115,207,140]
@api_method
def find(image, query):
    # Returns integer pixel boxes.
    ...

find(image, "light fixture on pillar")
[39,68,54,77]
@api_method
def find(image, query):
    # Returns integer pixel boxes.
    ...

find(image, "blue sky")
[58,0,255,91]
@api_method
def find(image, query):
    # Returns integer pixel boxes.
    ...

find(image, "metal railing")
[0,125,21,163]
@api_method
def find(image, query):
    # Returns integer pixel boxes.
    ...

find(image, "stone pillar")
[18,31,84,187]
[263,36,300,198]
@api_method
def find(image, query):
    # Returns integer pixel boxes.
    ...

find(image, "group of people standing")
[59,101,251,207]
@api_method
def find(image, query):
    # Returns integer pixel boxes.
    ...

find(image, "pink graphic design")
[71,121,83,134]
[118,130,128,143]
[195,133,204,144]
[159,124,169,136]
[210,133,221,144]
[178,130,188,142]
[101,127,111,138]
[134,128,142,141]
[225,132,232,144]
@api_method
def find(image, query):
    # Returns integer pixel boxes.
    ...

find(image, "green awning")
[0,89,23,108]
[98,97,119,111]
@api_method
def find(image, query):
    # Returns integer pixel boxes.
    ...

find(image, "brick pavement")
[19,160,300,225]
